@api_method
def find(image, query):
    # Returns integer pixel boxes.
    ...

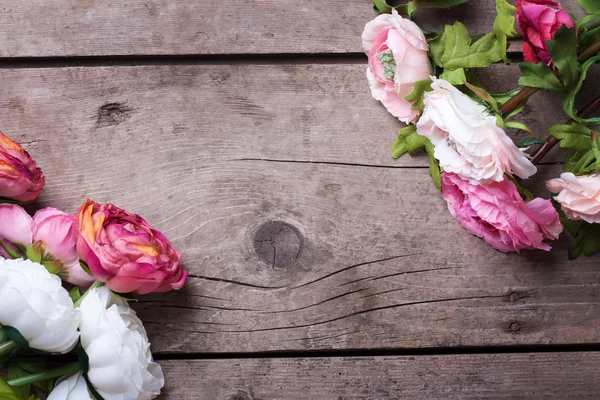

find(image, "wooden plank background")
[159,353,600,399]
[0,0,582,57]
[0,0,598,398]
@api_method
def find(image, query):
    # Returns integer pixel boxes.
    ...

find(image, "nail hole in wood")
[253,220,302,269]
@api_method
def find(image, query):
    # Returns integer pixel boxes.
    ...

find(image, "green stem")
[8,362,80,387]
[0,328,7,344]
[583,15,600,31]
[74,280,105,307]
[0,340,20,360]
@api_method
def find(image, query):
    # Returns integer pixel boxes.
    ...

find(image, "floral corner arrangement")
[365,0,600,258]
[0,131,188,399]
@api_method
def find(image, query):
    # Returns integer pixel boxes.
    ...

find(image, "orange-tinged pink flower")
[0,131,44,202]
[73,199,187,294]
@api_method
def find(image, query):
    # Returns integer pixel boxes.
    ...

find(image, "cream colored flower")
[48,372,93,400]
[0,258,80,353]
[547,172,600,223]
[416,79,537,184]
[79,286,164,400]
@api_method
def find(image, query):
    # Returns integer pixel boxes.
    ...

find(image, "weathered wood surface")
[0,0,582,57]
[158,353,600,399]
[0,64,597,354]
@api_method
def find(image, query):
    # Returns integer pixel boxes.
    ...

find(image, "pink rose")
[417,79,536,184]
[547,173,600,223]
[0,131,45,202]
[0,204,93,287]
[74,199,187,295]
[442,173,563,252]
[516,0,574,64]
[362,9,432,124]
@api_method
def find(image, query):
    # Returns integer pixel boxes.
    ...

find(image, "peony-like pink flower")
[516,0,574,65]
[417,79,536,184]
[0,131,45,202]
[0,204,93,287]
[442,172,563,252]
[33,207,95,287]
[547,173,600,223]
[74,199,187,295]
[362,9,432,124]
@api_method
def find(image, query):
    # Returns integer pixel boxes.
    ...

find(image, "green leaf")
[3,326,28,348]
[110,291,138,303]
[440,23,503,70]
[0,377,21,400]
[518,62,563,91]
[549,123,595,152]
[517,137,546,147]
[560,54,600,124]
[505,121,533,136]
[403,79,433,111]
[372,0,392,13]
[24,244,42,263]
[11,359,54,394]
[440,68,466,85]
[69,287,82,304]
[0,242,22,259]
[425,142,442,189]
[577,0,600,14]
[547,26,580,90]
[392,125,429,159]
[568,222,600,259]
[7,364,30,400]
[373,0,471,15]
[491,88,521,105]
[79,260,92,276]
[493,0,517,63]
[428,35,446,67]
[464,82,499,112]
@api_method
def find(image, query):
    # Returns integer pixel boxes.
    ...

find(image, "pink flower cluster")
[0,130,187,294]
[361,6,570,253]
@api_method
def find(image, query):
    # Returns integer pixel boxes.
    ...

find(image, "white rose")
[79,286,164,400]
[416,78,537,184]
[0,258,80,353]
[547,172,600,223]
[48,372,93,400]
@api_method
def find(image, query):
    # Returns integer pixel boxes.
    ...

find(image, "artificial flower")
[78,286,164,400]
[47,372,93,400]
[0,258,80,353]
[547,172,600,223]
[516,0,574,64]
[0,204,94,288]
[74,199,187,295]
[417,78,537,184]
[442,172,563,252]
[0,131,45,202]
[362,9,432,123]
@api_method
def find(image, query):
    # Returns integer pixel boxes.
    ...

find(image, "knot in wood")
[226,391,253,400]
[510,322,521,332]
[253,221,302,268]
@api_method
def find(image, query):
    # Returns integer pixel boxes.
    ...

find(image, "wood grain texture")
[0,0,582,57]
[158,353,600,399]
[0,64,596,354]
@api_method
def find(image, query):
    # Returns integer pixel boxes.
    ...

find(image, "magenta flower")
[442,172,563,252]
[516,0,574,65]
[74,199,187,295]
